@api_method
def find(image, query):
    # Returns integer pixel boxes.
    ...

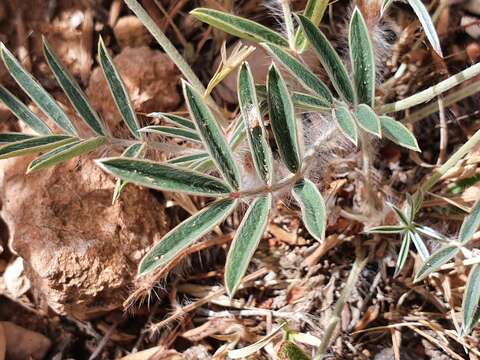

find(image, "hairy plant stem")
[236,126,335,198]
[123,0,205,94]
[315,245,367,359]
[359,131,377,214]
[378,61,480,114]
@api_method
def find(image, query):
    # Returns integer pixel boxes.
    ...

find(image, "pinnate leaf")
[238,62,273,185]
[415,245,459,282]
[408,0,442,56]
[394,232,411,277]
[333,106,358,145]
[263,43,332,105]
[0,86,51,135]
[463,264,480,334]
[1,43,77,135]
[459,199,480,244]
[139,198,238,274]
[292,179,326,242]
[43,37,105,136]
[190,8,289,47]
[354,104,381,137]
[139,125,201,143]
[148,112,195,130]
[267,64,301,173]
[380,116,420,151]
[349,8,375,106]
[0,135,76,160]
[97,157,232,197]
[225,194,272,297]
[0,132,35,143]
[298,15,355,104]
[27,136,106,173]
[98,38,140,139]
[183,81,241,190]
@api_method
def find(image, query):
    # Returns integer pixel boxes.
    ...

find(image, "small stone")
[114,16,153,48]
[0,322,51,360]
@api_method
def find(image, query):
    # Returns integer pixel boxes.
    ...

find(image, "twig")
[378,62,480,113]
[88,320,120,360]
[315,245,367,359]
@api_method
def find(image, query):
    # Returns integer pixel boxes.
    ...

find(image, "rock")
[0,155,168,319]
[0,321,51,360]
[86,46,181,138]
[114,16,153,48]
[3,257,31,298]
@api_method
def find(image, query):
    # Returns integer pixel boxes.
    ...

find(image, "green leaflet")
[388,202,409,226]
[0,135,76,159]
[43,38,106,136]
[278,341,311,360]
[138,198,238,274]
[267,64,301,173]
[98,38,141,139]
[183,81,241,190]
[139,125,202,143]
[190,8,289,47]
[291,179,326,242]
[0,44,77,135]
[349,8,376,106]
[294,0,329,53]
[148,112,196,130]
[0,86,51,135]
[366,225,406,234]
[168,152,208,165]
[112,143,146,203]
[379,116,420,151]
[333,106,358,145]
[459,199,480,244]
[97,157,232,197]
[354,104,381,137]
[225,194,272,297]
[408,0,442,57]
[298,15,355,104]
[415,245,459,282]
[409,230,429,261]
[291,93,331,112]
[463,264,480,334]
[0,132,35,144]
[238,62,273,185]
[262,43,332,104]
[394,232,411,277]
[27,136,107,173]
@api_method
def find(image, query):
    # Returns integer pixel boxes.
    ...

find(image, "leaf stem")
[123,0,205,94]
[378,61,480,113]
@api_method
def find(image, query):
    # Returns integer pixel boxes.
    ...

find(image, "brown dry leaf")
[354,305,380,332]
[268,224,301,245]
[120,347,182,360]
[302,234,342,267]
[181,318,241,342]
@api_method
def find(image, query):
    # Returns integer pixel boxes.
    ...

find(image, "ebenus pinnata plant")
[1,0,480,351]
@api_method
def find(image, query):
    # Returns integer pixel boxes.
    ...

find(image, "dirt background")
[0,0,479,359]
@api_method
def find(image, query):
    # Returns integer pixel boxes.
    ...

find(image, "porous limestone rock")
[0,155,168,319]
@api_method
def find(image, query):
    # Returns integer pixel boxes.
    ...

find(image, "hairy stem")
[378,61,480,114]
[123,0,205,94]
[315,245,367,359]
